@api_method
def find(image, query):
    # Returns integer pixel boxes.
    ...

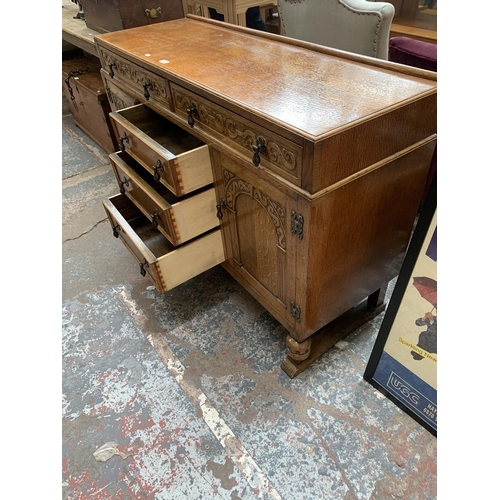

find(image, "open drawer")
[109,151,219,246]
[103,194,225,293]
[109,104,213,197]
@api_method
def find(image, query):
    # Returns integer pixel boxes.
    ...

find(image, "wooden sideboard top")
[95,15,436,139]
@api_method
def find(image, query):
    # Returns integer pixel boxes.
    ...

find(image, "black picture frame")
[364,174,437,437]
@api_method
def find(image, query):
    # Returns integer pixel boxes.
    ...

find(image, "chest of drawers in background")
[95,16,437,376]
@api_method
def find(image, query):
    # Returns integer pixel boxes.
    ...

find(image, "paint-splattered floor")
[62,95,437,500]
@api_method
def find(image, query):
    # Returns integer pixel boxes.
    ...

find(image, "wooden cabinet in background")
[95,16,437,376]
[81,0,185,33]
[62,55,118,153]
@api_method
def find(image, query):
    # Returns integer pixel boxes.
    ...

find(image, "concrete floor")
[62,95,437,500]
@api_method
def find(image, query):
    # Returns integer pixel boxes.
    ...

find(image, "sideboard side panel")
[296,139,436,339]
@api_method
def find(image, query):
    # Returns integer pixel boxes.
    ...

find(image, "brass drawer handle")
[143,80,153,100]
[186,102,198,128]
[152,159,164,181]
[145,7,161,18]
[119,133,129,151]
[139,260,149,277]
[108,62,116,78]
[119,177,129,195]
[151,210,160,228]
[112,223,121,238]
[252,138,267,167]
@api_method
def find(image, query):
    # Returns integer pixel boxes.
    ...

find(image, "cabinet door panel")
[213,150,296,326]
[232,190,283,303]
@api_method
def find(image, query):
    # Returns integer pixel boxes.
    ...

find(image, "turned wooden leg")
[285,334,311,362]
[281,290,388,378]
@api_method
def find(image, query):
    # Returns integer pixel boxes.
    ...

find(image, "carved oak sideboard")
[95,15,437,377]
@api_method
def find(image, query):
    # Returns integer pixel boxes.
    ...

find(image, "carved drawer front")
[110,104,213,197]
[103,194,225,294]
[170,83,303,186]
[98,47,171,110]
[101,69,140,112]
[110,151,219,246]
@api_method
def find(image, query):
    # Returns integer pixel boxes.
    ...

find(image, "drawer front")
[103,194,225,293]
[110,104,213,197]
[109,151,219,246]
[98,46,172,110]
[170,83,303,186]
[101,69,140,112]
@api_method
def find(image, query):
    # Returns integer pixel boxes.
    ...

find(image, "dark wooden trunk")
[81,0,185,33]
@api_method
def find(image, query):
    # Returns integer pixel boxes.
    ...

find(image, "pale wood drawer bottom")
[103,194,225,293]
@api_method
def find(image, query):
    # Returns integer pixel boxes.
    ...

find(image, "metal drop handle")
[186,102,198,128]
[119,133,129,151]
[119,177,129,195]
[112,223,121,238]
[252,138,267,167]
[216,200,226,220]
[139,261,149,277]
[151,211,160,228]
[152,159,164,182]
[143,81,153,100]
[108,62,116,78]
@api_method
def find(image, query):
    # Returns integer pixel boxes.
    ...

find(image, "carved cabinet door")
[212,149,298,330]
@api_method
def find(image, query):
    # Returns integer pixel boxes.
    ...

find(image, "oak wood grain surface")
[110,151,219,246]
[97,17,437,371]
[109,105,213,196]
[95,16,436,139]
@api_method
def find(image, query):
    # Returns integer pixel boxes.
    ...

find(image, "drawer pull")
[152,159,164,181]
[252,138,267,167]
[145,7,161,18]
[112,223,121,238]
[119,177,129,195]
[108,62,116,78]
[186,102,198,128]
[151,210,160,228]
[119,133,129,151]
[143,81,153,100]
[216,199,227,220]
[139,260,149,277]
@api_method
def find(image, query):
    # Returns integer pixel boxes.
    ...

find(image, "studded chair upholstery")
[276,0,395,59]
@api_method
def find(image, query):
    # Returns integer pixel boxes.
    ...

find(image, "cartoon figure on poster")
[411,275,436,361]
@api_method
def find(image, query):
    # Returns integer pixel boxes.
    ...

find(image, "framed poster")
[364,175,437,436]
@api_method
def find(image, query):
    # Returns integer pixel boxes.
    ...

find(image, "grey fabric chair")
[276,0,395,59]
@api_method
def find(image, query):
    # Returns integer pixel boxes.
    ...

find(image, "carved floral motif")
[173,88,298,174]
[100,49,168,99]
[223,169,286,250]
